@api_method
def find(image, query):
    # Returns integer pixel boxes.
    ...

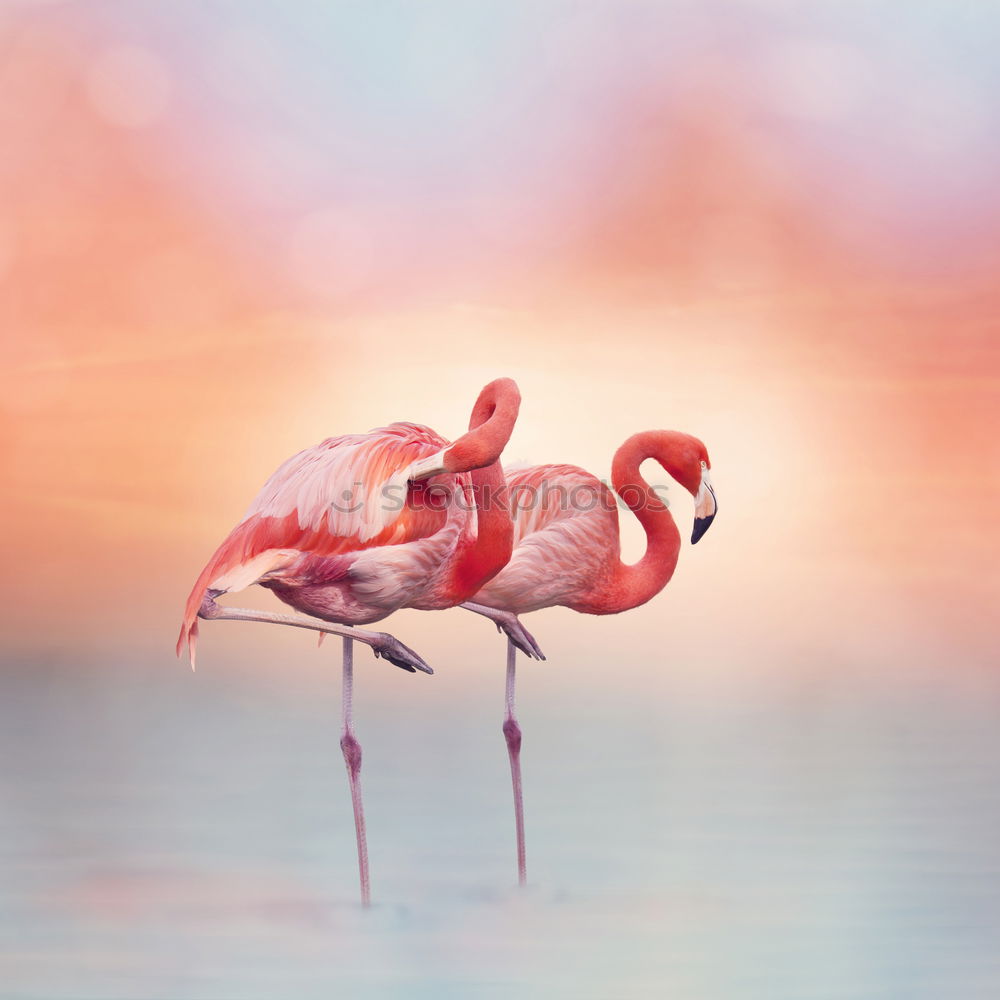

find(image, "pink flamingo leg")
[340,637,371,907]
[197,595,432,674]
[502,638,527,886]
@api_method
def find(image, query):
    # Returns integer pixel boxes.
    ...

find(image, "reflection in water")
[2,652,998,999]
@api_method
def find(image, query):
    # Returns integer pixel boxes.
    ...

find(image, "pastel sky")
[1,0,996,682]
[3,8,1000,997]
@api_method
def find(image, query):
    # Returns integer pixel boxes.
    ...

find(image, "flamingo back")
[472,464,622,614]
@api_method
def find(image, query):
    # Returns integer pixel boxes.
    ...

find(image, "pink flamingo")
[177,378,532,905]
[461,430,717,884]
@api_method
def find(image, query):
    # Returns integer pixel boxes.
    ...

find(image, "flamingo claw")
[368,633,434,675]
[496,613,546,661]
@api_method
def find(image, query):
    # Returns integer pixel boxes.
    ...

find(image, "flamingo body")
[465,430,716,887]
[176,378,522,906]
[179,380,521,665]
[472,431,713,618]
[192,425,474,624]
[473,463,675,616]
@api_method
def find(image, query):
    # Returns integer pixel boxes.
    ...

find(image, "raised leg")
[461,602,545,660]
[340,637,371,906]
[198,594,433,673]
[502,637,527,886]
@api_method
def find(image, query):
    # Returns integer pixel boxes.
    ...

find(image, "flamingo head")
[612,429,717,543]
[409,378,521,479]
[646,431,717,544]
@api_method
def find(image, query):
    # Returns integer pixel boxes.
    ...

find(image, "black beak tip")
[691,514,715,545]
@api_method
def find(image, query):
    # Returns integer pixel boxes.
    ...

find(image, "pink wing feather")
[177,422,451,665]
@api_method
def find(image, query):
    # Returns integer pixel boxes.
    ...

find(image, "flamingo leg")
[502,637,527,886]
[340,637,371,906]
[197,595,433,673]
[461,602,545,660]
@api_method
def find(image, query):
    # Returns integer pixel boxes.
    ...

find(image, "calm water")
[2,644,999,999]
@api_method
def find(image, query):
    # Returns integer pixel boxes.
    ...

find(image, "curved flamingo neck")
[600,432,685,613]
[447,378,519,598]
[451,461,514,597]
[444,377,520,474]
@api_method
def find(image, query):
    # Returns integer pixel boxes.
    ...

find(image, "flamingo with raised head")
[177,378,528,905]
[461,430,717,884]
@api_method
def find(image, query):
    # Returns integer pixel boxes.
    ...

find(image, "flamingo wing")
[177,422,453,664]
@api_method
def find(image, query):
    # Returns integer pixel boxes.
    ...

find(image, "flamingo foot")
[496,614,545,661]
[369,633,434,674]
[461,603,545,660]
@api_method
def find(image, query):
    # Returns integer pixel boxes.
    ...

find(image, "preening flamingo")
[461,430,717,884]
[177,377,525,905]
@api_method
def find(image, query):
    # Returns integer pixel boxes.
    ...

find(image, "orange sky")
[1,3,996,682]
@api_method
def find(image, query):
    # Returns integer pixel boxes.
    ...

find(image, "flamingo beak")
[408,449,449,481]
[691,467,717,544]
